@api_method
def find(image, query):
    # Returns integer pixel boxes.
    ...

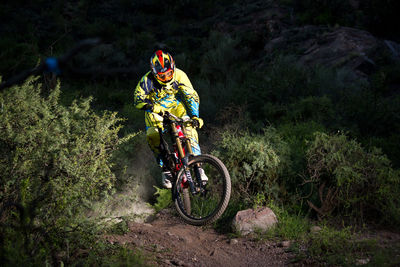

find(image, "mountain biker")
[134,50,208,188]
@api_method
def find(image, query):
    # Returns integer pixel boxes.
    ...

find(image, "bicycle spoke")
[174,154,231,225]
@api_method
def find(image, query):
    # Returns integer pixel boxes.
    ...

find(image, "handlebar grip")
[191,120,200,128]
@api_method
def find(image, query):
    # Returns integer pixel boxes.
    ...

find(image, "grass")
[232,201,400,266]
[254,202,310,242]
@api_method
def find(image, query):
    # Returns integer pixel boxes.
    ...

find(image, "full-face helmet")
[150,50,175,83]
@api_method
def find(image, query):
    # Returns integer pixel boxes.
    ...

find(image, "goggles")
[156,69,173,82]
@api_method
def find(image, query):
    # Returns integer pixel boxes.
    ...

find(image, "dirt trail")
[106,209,295,266]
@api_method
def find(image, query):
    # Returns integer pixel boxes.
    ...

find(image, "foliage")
[84,244,149,267]
[306,131,400,226]
[0,77,127,265]
[263,201,310,241]
[213,127,291,205]
[57,220,150,266]
[194,31,249,120]
[243,55,362,128]
[200,31,242,82]
[0,38,39,78]
[368,243,400,267]
[305,226,375,266]
[152,186,171,212]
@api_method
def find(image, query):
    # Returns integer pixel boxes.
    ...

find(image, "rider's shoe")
[161,171,172,189]
[198,167,208,183]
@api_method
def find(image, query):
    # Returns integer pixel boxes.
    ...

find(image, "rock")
[167,231,174,236]
[264,25,399,80]
[229,238,239,245]
[299,27,378,71]
[210,248,217,256]
[163,259,172,265]
[170,259,186,266]
[232,207,278,235]
[356,258,370,265]
[154,244,164,252]
[385,40,400,59]
[145,214,157,223]
[279,240,292,248]
[133,239,145,247]
[310,226,322,234]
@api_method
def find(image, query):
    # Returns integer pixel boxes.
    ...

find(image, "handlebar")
[161,111,192,124]
[0,38,101,91]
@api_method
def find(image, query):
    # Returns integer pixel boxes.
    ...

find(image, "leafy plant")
[0,77,128,265]
[305,131,400,226]
[213,127,291,205]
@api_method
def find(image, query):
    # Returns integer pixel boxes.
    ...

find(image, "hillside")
[1,0,400,266]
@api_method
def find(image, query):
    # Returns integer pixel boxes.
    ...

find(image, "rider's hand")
[152,104,164,116]
[191,116,204,129]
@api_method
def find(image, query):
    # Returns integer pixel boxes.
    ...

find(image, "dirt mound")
[106,208,295,266]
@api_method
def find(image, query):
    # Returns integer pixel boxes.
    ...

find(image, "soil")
[106,208,296,267]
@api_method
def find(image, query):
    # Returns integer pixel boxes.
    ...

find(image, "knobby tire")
[173,154,231,226]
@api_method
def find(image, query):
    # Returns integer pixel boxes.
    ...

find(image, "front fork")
[171,122,202,195]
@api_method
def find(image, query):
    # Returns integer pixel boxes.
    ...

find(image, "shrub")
[305,131,400,226]
[0,77,126,264]
[213,127,291,205]
[276,121,326,211]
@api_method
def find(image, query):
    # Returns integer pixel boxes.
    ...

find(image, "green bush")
[306,131,400,226]
[213,127,291,205]
[0,77,126,265]
[306,226,365,266]
[276,121,326,210]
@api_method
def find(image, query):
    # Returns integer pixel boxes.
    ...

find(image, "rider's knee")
[146,127,161,148]
[185,126,199,142]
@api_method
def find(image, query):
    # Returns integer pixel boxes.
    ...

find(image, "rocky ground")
[104,205,400,267]
[106,208,296,267]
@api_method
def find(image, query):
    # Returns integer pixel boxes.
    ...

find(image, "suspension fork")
[180,123,203,187]
[171,122,199,194]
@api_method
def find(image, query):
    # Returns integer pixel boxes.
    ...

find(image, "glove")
[152,104,164,116]
[191,116,204,129]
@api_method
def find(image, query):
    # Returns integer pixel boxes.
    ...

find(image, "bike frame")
[158,113,202,195]
[157,112,231,225]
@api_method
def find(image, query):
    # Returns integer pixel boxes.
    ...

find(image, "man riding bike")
[134,50,208,188]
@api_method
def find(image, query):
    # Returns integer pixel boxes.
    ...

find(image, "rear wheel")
[173,154,231,225]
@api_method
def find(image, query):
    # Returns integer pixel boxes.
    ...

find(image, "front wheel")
[173,154,231,226]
